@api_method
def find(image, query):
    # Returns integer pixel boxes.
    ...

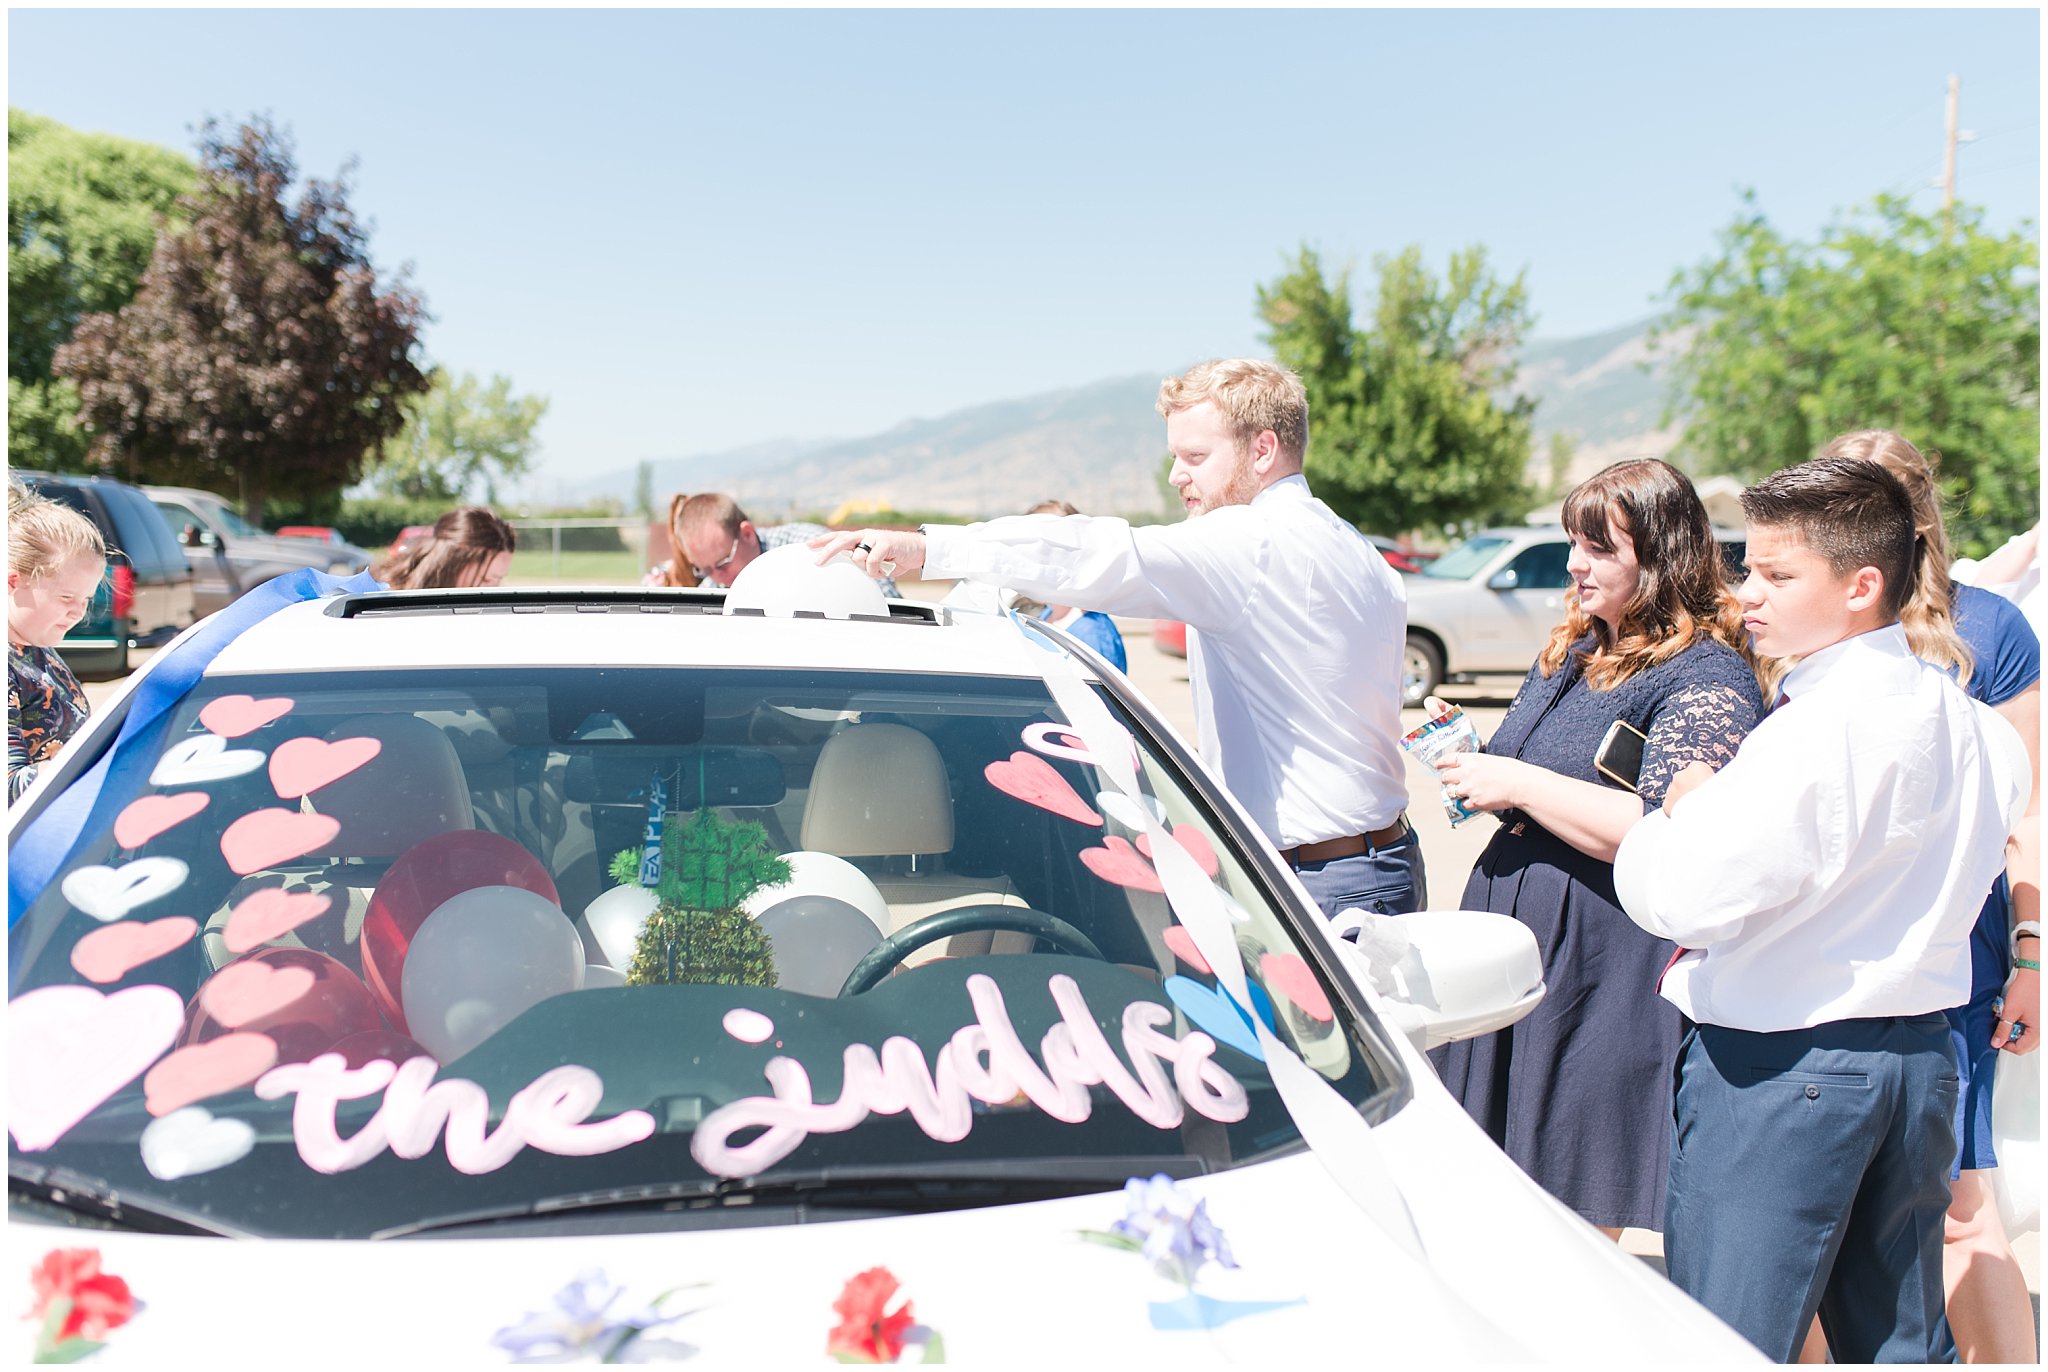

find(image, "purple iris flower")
[1107,1173,1239,1288]
[491,1268,685,1363]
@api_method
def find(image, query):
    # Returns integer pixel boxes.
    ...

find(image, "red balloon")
[183,947,383,1067]
[327,1028,433,1071]
[360,829,559,1032]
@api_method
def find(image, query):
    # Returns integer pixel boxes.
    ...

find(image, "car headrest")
[305,713,475,860]
[800,722,953,858]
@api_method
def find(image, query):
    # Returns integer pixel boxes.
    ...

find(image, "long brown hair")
[371,507,516,590]
[1535,459,1752,690]
[654,493,700,587]
[1814,429,1972,690]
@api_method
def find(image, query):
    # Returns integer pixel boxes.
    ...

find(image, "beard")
[1184,455,1263,518]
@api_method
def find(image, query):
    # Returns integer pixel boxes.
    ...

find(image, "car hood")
[8,1090,1758,1364]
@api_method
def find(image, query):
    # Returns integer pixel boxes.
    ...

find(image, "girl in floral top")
[9,482,106,803]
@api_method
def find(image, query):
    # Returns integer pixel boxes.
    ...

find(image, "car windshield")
[1418,534,1511,580]
[207,501,265,538]
[9,665,1398,1239]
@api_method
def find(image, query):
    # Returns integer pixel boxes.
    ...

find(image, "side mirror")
[180,524,204,548]
[1326,908,1544,1051]
[1486,567,1520,592]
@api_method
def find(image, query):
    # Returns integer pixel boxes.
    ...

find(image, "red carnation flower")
[827,1266,915,1364]
[29,1247,136,1345]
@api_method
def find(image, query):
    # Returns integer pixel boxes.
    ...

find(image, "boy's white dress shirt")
[922,475,1408,850]
[1614,624,2030,1032]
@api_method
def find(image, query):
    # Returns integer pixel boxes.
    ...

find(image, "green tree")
[1657,192,2039,557]
[375,368,548,503]
[633,460,655,521]
[8,108,195,470]
[53,118,429,518]
[1259,245,1537,534]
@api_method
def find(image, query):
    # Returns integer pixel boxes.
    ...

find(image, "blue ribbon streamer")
[8,568,385,930]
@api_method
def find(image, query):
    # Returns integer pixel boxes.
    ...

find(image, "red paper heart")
[984,751,1102,827]
[268,736,382,800]
[70,918,199,984]
[1260,953,1334,1022]
[1137,825,1222,879]
[112,793,210,850]
[1079,835,1163,892]
[198,694,295,739]
[223,887,337,954]
[144,1034,278,1116]
[219,809,341,875]
[200,961,317,1027]
[1161,925,1212,974]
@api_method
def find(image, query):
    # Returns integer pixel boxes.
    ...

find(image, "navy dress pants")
[1664,1015,1960,1364]
[1290,828,1426,921]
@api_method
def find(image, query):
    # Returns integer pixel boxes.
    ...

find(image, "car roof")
[198,588,1104,682]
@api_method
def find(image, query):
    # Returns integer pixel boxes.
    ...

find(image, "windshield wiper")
[376,1156,1207,1239]
[9,1162,244,1238]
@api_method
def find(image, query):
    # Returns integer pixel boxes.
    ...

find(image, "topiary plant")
[610,808,788,988]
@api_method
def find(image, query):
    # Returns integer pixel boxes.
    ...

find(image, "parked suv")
[12,470,197,679]
[1400,525,1746,707]
[145,485,371,617]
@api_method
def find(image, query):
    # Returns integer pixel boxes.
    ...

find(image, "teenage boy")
[1611,457,2030,1363]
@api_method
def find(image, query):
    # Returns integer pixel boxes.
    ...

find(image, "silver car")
[1400,525,1746,707]
[146,486,372,617]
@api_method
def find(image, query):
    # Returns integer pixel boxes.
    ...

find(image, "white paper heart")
[140,1105,256,1181]
[1096,790,1168,832]
[9,984,185,1152]
[150,734,267,787]
[60,858,190,923]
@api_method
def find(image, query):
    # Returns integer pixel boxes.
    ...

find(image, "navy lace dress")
[1431,634,1763,1230]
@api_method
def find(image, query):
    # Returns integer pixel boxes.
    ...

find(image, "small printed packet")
[1399,707,1484,825]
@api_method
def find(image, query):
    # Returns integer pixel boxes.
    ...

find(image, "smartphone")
[1594,718,1648,792]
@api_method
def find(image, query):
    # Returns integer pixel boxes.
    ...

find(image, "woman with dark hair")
[371,507,517,590]
[1430,458,1765,1237]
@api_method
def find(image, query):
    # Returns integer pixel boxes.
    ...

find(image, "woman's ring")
[2012,1020,2029,1041]
[854,541,874,554]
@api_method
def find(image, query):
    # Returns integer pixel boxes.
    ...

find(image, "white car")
[6,554,1757,1364]
[1401,526,1747,707]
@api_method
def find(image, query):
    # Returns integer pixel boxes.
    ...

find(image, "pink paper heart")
[268,736,381,800]
[70,917,199,984]
[144,1033,279,1116]
[198,694,294,739]
[1260,953,1334,1023]
[984,750,1102,827]
[1161,926,1212,974]
[1137,824,1222,878]
[1079,835,1163,893]
[112,793,211,850]
[8,985,185,1151]
[219,809,341,875]
[223,887,337,954]
[200,961,318,1027]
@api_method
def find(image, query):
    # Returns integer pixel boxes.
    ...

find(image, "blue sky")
[8,7,2040,501]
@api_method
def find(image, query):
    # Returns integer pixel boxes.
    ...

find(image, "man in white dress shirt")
[1613,458,2031,1363]
[812,358,1420,920]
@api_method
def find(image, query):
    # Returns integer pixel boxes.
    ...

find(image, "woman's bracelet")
[2015,958,2042,973]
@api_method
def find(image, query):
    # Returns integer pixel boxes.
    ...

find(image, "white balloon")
[741,851,890,935]
[583,883,659,971]
[723,542,889,620]
[581,962,627,989]
[402,885,585,1062]
[754,895,886,997]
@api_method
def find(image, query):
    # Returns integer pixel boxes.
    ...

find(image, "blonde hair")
[8,481,107,581]
[1814,429,1972,690]
[1156,359,1309,467]
[654,493,701,587]
[1534,459,1754,691]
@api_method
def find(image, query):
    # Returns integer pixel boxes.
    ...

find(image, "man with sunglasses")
[655,493,901,597]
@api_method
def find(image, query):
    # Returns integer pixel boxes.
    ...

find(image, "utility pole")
[1942,74,1959,237]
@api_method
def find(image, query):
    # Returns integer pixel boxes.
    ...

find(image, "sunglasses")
[690,535,742,581]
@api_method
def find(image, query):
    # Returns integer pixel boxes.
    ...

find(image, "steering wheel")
[838,904,1107,995]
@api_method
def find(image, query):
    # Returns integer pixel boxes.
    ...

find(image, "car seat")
[799,721,1028,959]
[200,712,478,971]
